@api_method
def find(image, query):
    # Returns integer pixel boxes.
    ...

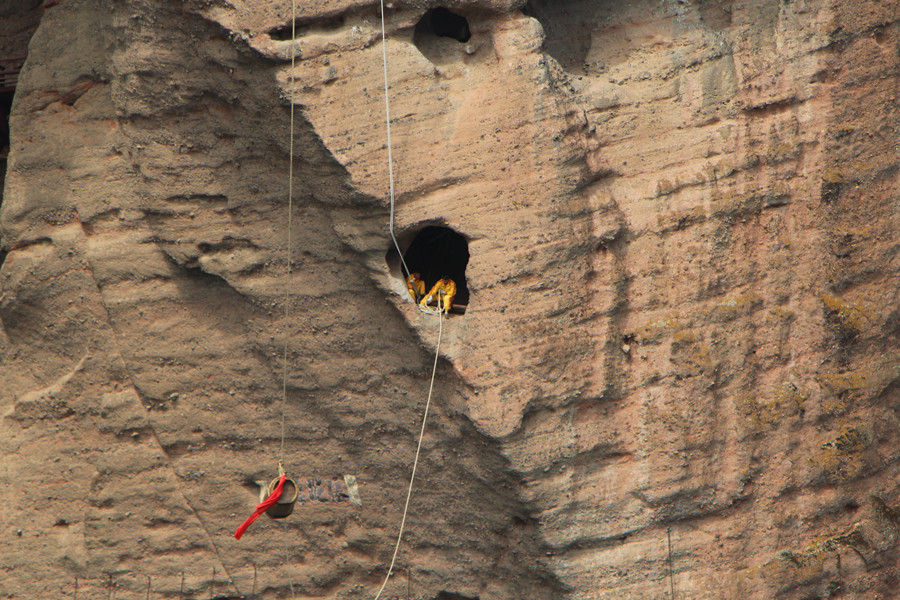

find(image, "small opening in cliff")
[0,58,19,174]
[0,95,10,156]
[0,93,10,169]
[434,593,479,600]
[414,7,472,63]
[268,14,346,40]
[417,7,471,43]
[0,64,15,271]
[387,225,470,313]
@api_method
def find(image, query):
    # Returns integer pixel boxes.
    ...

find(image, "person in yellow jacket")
[406,273,426,302]
[420,278,456,313]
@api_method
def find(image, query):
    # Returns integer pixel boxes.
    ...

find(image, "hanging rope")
[279,0,298,468]
[277,6,298,599]
[374,6,450,599]
[374,7,449,596]
[374,309,443,600]
[380,0,412,281]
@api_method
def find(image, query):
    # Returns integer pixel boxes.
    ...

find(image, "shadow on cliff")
[2,1,568,598]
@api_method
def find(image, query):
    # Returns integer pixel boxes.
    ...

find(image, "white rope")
[380,0,412,281]
[373,311,443,600]
[279,0,297,467]
[380,2,454,319]
[280,5,297,599]
[374,9,450,597]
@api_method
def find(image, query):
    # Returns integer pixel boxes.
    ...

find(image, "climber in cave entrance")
[406,272,426,303]
[420,277,457,314]
[400,225,469,313]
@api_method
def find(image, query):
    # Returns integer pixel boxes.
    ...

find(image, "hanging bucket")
[264,476,299,519]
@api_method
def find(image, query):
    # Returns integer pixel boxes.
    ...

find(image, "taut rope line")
[373,309,444,600]
[380,0,412,280]
[375,5,448,599]
[281,4,297,599]
[280,0,297,466]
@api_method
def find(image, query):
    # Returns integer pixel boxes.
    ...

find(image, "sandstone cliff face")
[2,1,899,599]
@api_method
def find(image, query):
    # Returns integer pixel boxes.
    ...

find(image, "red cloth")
[234,474,286,540]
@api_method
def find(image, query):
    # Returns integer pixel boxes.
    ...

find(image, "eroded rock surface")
[2,1,899,599]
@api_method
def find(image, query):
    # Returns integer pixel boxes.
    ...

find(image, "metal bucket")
[264,476,299,519]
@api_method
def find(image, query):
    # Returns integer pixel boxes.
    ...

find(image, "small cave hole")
[268,14,345,40]
[0,94,10,158]
[434,593,479,600]
[1,65,19,271]
[388,225,470,313]
[416,7,471,43]
[1,69,14,190]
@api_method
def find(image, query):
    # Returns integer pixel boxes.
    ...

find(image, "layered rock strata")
[1,1,899,599]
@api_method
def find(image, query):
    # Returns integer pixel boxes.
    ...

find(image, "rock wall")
[1,1,899,599]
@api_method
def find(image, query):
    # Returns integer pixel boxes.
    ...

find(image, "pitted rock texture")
[2,1,900,599]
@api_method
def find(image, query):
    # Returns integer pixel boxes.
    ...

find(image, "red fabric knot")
[234,473,287,540]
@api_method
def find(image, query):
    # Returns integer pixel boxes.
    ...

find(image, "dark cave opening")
[0,71,16,271]
[0,92,13,166]
[267,14,346,40]
[0,93,9,144]
[412,7,473,64]
[416,7,471,43]
[389,225,470,310]
[0,0,38,273]
[1,93,11,164]
[434,592,480,600]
